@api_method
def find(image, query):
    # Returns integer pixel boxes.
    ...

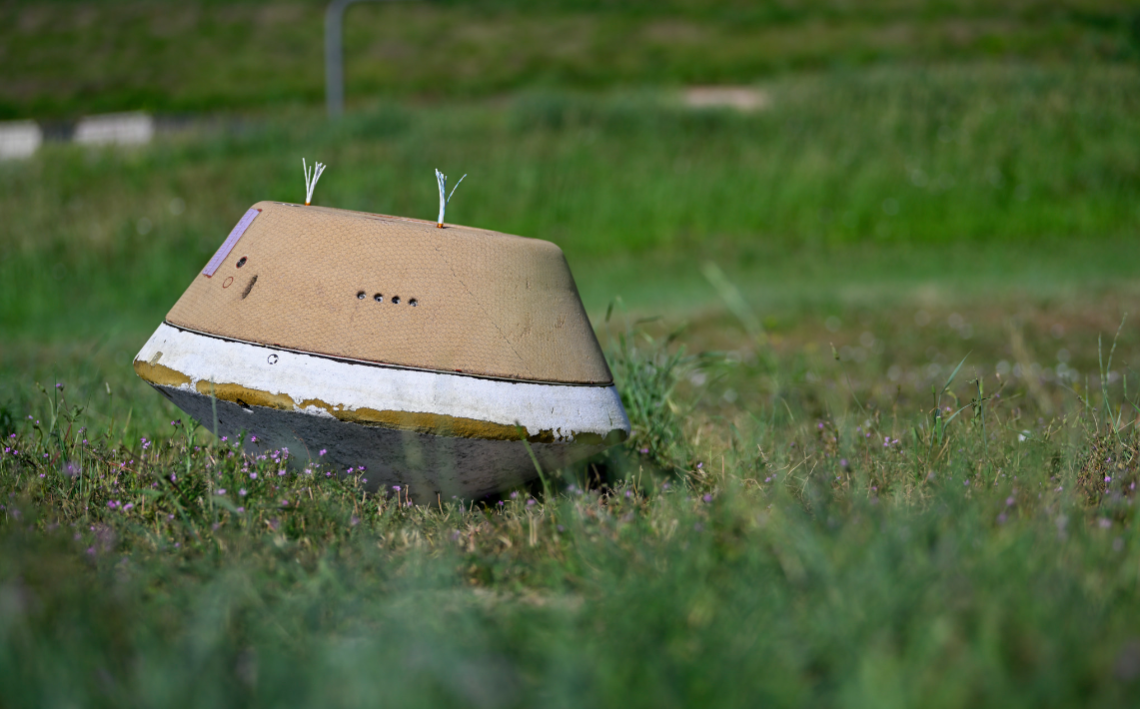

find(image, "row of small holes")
[356,291,418,307]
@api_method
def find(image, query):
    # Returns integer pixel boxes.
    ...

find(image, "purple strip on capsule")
[202,208,260,277]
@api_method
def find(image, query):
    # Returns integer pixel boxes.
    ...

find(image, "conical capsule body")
[134,202,629,501]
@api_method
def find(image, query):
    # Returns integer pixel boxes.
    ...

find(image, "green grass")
[3,65,1140,340]
[6,310,1140,707]
[2,0,1140,119]
[6,46,1140,705]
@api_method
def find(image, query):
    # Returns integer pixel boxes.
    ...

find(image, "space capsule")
[133,198,630,502]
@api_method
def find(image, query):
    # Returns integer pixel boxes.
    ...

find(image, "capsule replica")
[133,182,630,502]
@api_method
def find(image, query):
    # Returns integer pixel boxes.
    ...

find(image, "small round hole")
[409,298,418,307]
[391,296,400,305]
[373,293,383,303]
[236,256,247,268]
[356,291,366,300]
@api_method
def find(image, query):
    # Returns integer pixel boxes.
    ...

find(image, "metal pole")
[326,0,402,118]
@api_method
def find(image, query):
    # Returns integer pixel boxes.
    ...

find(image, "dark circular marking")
[236,256,247,268]
[356,291,366,300]
[391,296,400,304]
[373,293,383,303]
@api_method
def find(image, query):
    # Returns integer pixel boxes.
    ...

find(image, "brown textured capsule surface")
[165,202,612,385]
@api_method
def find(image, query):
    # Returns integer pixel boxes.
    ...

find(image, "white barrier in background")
[74,112,154,146]
[0,120,43,159]
[683,86,770,112]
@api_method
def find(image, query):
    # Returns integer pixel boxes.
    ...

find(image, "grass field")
[3,0,1140,118]
[6,2,1140,704]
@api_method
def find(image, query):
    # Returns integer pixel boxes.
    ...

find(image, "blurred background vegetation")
[6,4,1140,706]
[3,0,1140,118]
[3,0,1140,431]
